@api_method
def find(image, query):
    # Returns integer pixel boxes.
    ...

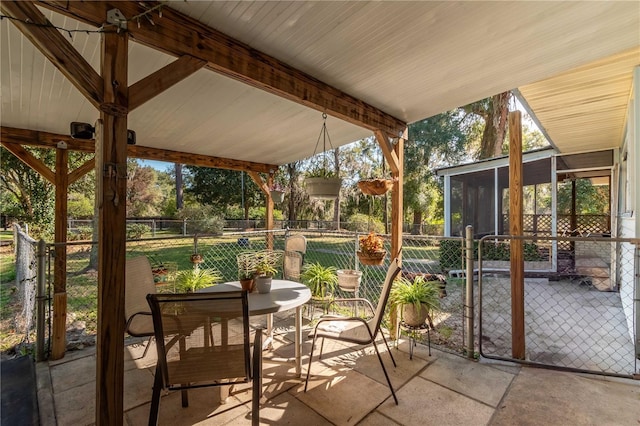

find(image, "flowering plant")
[359,232,384,255]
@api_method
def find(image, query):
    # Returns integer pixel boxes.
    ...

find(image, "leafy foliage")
[176,203,225,235]
[390,275,441,313]
[343,213,384,233]
[175,268,222,292]
[359,232,384,255]
[301,262,338,298]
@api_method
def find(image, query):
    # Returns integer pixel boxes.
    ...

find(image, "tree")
[126,161,163,217]
[464,91,511,159]
[185,167,262,219]
[406,111,469,233]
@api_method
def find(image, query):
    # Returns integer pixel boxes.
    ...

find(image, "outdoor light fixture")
[127,129,136,145]
[70,122,95,139]
[69,122,136,145]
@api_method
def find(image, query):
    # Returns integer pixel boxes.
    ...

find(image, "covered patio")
[1,1,639,424]
[37,313,640,425]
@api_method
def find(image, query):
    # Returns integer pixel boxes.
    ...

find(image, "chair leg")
[304,332,319,392]
[141,336,154,359]
[371,340,398,405]
[252,330,262,426]
[148,366,162,426]
[379,331,397,368]
[319,337,325,360]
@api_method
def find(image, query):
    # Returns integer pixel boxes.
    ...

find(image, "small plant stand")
[399,321,431,359]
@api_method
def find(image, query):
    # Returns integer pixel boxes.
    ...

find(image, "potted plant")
[237,252,257,292]
[357,178,395,196]
[149,255,169,283]
[357,232,387,265]
[389,275,441,328]
[174,268,222,293]
[254,259,277,294]
[270,183,285,204]
[304,169,342,200]
[301,263,338,300]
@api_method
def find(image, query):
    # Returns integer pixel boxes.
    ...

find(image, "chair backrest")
[125,256,157,336]
[283,250,303,281]
[285,234,307,254]
[370,258,402,334]
[147,291,251,389]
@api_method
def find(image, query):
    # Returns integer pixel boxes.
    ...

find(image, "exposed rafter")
[129,55,207,111]
[1,126,277,173]
[38,0,407,136]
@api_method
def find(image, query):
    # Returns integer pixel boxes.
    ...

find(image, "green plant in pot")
[175,268,222,293]
[301,262,338,300]
[254,258,278,294]
[237,252,258,292]
[390,275,440,328]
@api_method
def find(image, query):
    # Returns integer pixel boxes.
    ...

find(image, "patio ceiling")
[1,1,638,167]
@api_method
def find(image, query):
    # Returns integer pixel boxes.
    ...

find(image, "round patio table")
[200,279,311,376]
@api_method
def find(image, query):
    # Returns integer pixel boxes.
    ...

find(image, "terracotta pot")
[240,278,255,292]
[357,250,386,266]
[402,304,430,327]
[357,179,393,196]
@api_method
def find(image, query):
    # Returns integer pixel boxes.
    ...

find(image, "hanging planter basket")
[357,250,387,266]
[357,179,394,196]
[270,190,285,204]
[305,177,342,200]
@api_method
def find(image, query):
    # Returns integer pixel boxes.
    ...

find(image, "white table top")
[199,279,311,316]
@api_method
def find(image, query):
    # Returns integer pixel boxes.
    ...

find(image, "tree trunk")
[175,163,183,210]
[412,210,423,235]
[478,91,511,160]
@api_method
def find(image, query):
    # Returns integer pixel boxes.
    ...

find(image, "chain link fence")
[28,230,467,357]
[10,225,38,349]
[478,235,639,377]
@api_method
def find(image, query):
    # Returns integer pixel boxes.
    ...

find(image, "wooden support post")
[248,171,274,249]
[509,111,525,360]
[96,28,128,426]
[391,135,404,261]
[51,148,68,359]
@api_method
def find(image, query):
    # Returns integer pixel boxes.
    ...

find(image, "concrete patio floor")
[36,318,640,426]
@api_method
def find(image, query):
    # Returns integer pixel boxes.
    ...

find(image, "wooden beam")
[390,130,405,262]
[0,1,103,109]
[2,127,277,173]
[129,145,276,174]
[1,142,55,183]
[69,158,96,185]
[374,130,400,174]
[39,1,407,136]
[129,55,207,111]
[1,126,95,152]
[96,28,128,426]
[508,111,525,360]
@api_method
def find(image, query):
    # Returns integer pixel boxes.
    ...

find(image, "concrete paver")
[36,334,640,425]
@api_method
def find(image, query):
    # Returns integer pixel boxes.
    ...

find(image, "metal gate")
[478,234,639,378]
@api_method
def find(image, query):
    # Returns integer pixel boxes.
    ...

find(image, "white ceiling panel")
[2,1,638,166]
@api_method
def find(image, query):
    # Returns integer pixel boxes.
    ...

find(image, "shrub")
[126,223,150,240]
[344,213,384,233]
[68,226,93,241]
[177,204,224,235]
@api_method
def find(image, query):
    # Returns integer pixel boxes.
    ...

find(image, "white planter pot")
[255,276,272,293]
[337,269,362,292]
[304,177,342,200]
